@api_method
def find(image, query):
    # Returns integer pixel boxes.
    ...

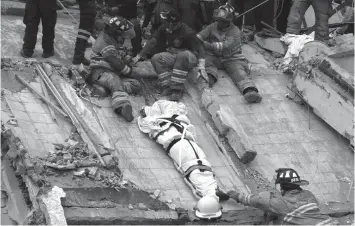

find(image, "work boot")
[244,88,262,103]
[20,49,33,58]
[73,57,90,66]
[120,103,134,122]
[73,38,90,65]
[170,89,183,102]
[216,188,230,202]
[42,50,54,58]
[208,74,217,87]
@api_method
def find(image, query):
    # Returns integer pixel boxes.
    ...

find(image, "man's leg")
[39,0,57,58]
[130,18,143,56]
[73,0,96,65]
[286,0,311,35]
[151,52,176,94]
[91,69,141,122]
[170,50,197,101]
[223,59,262,103]
[312,0,330,41]
[21,0,41,57]
[205,55,222,88]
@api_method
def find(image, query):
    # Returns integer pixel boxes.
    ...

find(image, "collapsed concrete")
[290,35,354,146]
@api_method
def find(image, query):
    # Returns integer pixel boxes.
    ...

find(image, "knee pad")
[122,78,142,94]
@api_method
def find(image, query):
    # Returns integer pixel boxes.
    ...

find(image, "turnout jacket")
[90,32,131,76]
[197,22,244,60]
[234,189,339,225]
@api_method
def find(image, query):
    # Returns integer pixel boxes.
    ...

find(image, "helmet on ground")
[275,168,309,186]
[160,10,181,33]
[213,3,235,22]
[194,196,222,220]
[105,16,136,39]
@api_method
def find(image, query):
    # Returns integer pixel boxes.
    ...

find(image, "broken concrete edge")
[292,67,354,144]
[1,124,48,225]
[199,88,257,164]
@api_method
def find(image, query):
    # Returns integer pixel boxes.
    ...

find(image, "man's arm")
[228,191,289,216]
[199,25,240,54]
[101,45,132,76]
[137,25,164,58]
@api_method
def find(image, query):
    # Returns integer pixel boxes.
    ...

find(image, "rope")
[274,0,284,20]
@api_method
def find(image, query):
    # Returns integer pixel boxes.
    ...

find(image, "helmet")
[275,168,309,186]
[194,196,222,220]
[160,10,181,33]
[213,3,235,22]
[105,16,136,40]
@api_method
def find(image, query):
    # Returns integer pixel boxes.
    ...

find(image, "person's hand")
[131,54,142,66]
[227,190,240,201]
[197,59,208,82]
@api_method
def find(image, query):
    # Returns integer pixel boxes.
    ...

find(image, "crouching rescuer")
[132,10,206,101]
[196,4,262,103]
[227,168,339,225]
[137,100,229,219]
[88,16,142,122]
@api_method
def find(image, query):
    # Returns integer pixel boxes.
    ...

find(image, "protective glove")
[131,54,142,66]
[227,190,241,202]
[197,59,209,82]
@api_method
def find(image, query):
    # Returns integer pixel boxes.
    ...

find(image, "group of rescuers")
[20,0,347,224]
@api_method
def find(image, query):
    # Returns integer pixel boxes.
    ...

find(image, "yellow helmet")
[194,196,222,220]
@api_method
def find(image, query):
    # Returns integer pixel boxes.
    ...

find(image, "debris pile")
[1,58,34,71]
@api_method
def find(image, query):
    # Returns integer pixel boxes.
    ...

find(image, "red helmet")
[213,3,235,22]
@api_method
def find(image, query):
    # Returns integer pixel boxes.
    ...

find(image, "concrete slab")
[205,44,354,205]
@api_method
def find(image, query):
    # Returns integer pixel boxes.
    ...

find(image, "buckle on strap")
[184,164,212,178]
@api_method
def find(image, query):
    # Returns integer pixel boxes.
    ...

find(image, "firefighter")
[227,168,340,225]
[73,0,97,65]
[20,0,57,58]
[196,0,229,30]
[138,100,230,202]
[197,4,262,103]
[106,0,143,56]
[142,0,180,35]
[132,10,206,101]
[89,16,142,122]
[286,0,331,42]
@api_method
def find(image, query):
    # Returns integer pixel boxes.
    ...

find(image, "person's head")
[213,3,235,29]
[194,195,222,221]
[275,168,309,195]
[105,16,136,41]
[160,10,181,33]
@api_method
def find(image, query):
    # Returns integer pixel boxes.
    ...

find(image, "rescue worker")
[132,10,206,101]
[20,0,57,58]
[106,0,143,56]
[142,0,180,35]
[138,100,230,201]
[286,0,331,42]
[227,168,340,225]
[197,4,262,103]
[89,16,142,122]
[73,0,97,65]
[196,0,229,30]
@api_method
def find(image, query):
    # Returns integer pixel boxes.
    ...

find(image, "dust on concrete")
[1,59,37,92]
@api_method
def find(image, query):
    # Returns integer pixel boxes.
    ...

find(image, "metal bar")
[235,0,272,19]
[36,63,106,167]
[261,21,283,35]
[39,77,57,122]
[15,74,69,118]
[56,0,78,24]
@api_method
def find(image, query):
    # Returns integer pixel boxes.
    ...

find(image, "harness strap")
[153,115,184,141]
[184,164,213,182]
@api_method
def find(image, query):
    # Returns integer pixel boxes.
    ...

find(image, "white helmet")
[194,196,222,220]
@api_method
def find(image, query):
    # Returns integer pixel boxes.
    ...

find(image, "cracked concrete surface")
[1,7,354,225]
